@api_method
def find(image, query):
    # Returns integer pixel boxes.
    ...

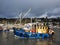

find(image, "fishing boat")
[13,23,55,39]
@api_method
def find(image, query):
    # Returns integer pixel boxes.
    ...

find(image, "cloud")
[38,12,48,18]
[48,8,60,15]
[0,0,60,18]
[48,15,60,18]
[38,8,60,18]
[47,8,60,18]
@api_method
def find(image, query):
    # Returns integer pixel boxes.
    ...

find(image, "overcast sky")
[0,0,60,18]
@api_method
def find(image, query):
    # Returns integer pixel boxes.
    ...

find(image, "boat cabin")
[36,23,49,34]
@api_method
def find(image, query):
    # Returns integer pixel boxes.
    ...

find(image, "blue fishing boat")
[13,23,55,39]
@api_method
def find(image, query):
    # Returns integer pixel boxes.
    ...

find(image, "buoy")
[30,29,36,33]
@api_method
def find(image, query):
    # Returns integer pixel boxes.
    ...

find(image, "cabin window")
[43,27,44,29]
[38,25,39,29]
[40,27,42,29]
[45,26,48,29]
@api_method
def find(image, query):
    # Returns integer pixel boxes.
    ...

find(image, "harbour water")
[0,28,60,45]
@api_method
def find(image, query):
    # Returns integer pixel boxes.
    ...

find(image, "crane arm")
[22,8,31,18]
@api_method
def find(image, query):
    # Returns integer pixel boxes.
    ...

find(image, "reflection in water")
[36,40,50,45]
[0,28,60,45]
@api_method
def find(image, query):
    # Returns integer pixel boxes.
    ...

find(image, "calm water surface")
[0,28,60,45]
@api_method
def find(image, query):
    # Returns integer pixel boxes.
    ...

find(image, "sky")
[0,0,60,18]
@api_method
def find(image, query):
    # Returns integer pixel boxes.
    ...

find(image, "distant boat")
[0,26,3,31]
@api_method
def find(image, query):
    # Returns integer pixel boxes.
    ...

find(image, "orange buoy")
[30,29,36,33]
